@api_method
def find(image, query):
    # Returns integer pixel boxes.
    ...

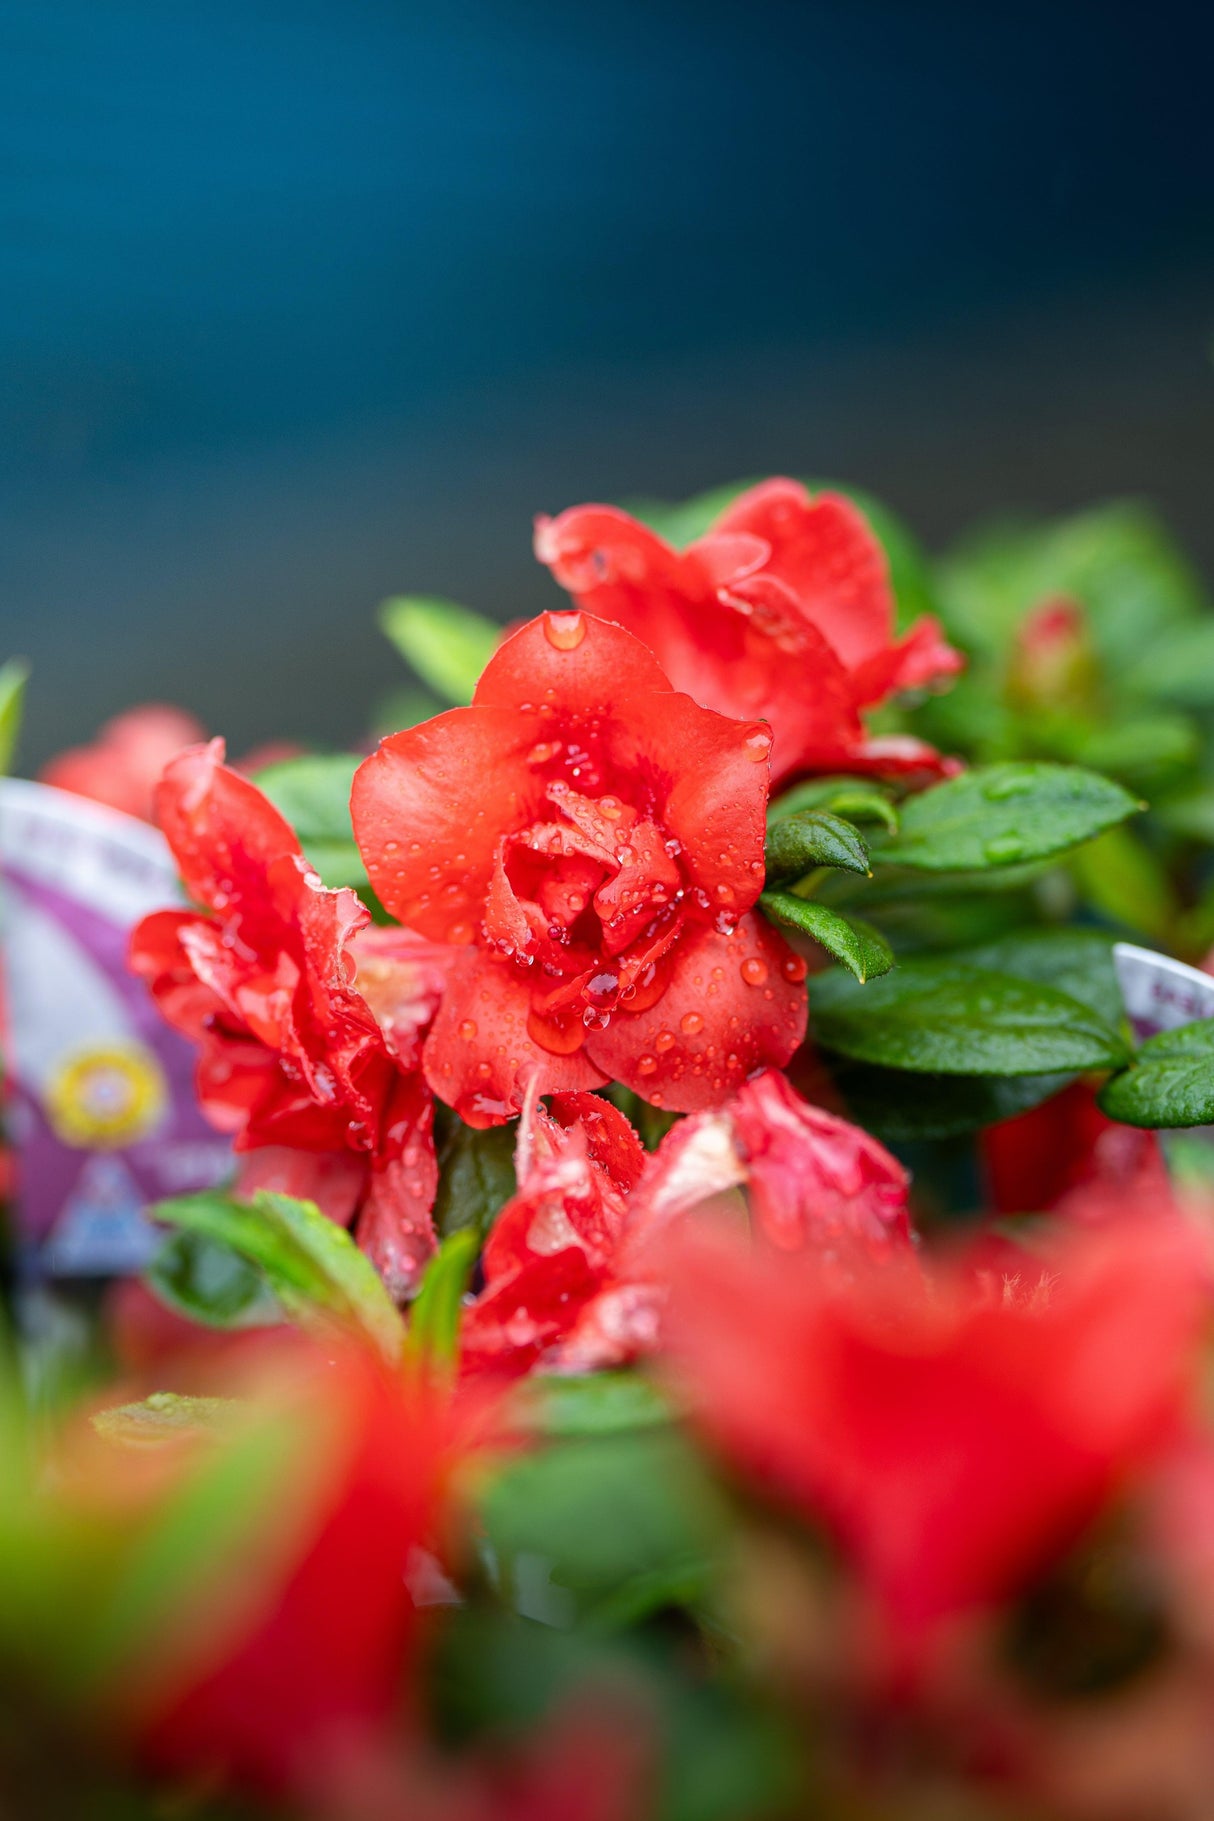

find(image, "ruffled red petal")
[351,705,542,940]
[422,949,607,1126]
[584,915,807,1111]
[154,739,300,913]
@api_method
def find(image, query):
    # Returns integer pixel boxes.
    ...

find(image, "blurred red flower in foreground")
[664,1208,1208,1650]
[130,742,450,1296]
[981,1078,1168,1218]
[461,1070,913,1377]
[84,1338,503,1798]
[352,612,807,1125]
[535,479,961,788]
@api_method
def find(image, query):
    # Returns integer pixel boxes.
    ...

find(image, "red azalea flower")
[980,1079,1168,1219]
[41,704,208,822]
[112,1337,503,1797]
[460,1071,913,1378]
[129,742,450,1297]
[534,478,962,788]
[351,612,808,1125]
[663,1211,1208,1648]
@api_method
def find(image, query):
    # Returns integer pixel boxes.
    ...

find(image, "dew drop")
[714,883,735,905]
[983,834,1025,863]
[655,1029,675,1052]
[681,1011,704,1036]
[447,921,475,944]
[742,725,773,763]
[741,956,768,986]
[983,772,1035,802]
[458,1018,478,1040]
[527,740,562,765]
[781,953,808,982]
[544,609,587,650]
[637,1054,658,1076]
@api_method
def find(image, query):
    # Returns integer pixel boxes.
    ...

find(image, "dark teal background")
[4,0,1213,762]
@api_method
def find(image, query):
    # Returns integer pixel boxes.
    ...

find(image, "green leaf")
[760,894,893,983]
[1155,785,1214,845]
[832,1060,1075,1142]
[406,1228,479,1371]
[513,1371,673,1438]
[0,658,29,775]
[871,762,1140,873]
[432,1112,517,1240]
[378,596,500,704]
[254,752,367,890]
[1099,1020,1214,1128]
[811,958,1129,1076]
[147,1228,282,1330]
[956,928,1125,1030]
[1069,825,1178,943]
[1124,620,1214,708]
[152,1189,406,1363]
[765,810,870,883]
[768,774,899,833]
[1057,712,1199,789]
[91,1393,244,1450]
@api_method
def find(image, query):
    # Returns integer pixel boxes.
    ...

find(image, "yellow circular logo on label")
[44,1042,168,1149]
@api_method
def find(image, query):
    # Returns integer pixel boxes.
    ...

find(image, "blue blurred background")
[4,0,1213,765]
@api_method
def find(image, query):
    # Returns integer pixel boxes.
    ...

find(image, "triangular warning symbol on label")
[42,1154,159,1276]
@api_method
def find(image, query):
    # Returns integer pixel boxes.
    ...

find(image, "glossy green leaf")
[0,658,29,775]
[956,927,1124,1029]
[1099,1020,1214,1128]
[871,762,1139,872]
[152,1189,406,1363]
[379,596,500,704]
[760,894,893,983]
[768,774,899,833]
[833,1059,1074,1142]
[765,809,870,883]
[147,1228,281,1330]
[254,752,367,889]
[432,1113,517,1240]
[811,958,1129,1075]
[1069,825,1178,943]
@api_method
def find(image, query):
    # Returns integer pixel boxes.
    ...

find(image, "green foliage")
[1099,1020,1214,1129]
[760,893,893,982]
[514,1371,674,1438]
[769,774,899,833]
[870,763,1140,873]
[810,957,1129,1076]
[147,1228,281,1330]
[431,1112,517,1240]
[0,658,28,775]
[764,809,870,882]
[406,1229,479,1372]
[833,1060,1074,1143]
[253,751,366,889]
[379,596,501,704]
[151,1189,406,1363]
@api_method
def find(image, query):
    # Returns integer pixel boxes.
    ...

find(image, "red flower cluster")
[535,478,962,788]
[461,1070,913,1378]
[129,742,449,1296]
[665,1207,1208,1650]
[352,612,808,1125]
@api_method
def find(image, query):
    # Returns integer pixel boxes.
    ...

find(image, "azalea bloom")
[981,1078,1167,1218]
[534,478,962,787]
[351,612,807,1124]
[663,1209,1208,1646]
[105,1338,501,1797]
[460,1070,913,1377]
[129,742,449,1297]
[41,704,208,822]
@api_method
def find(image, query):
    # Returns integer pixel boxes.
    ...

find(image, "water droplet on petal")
[458,1019,478,1040]
[543,609,587,650]
[741,957,768,985]
[655,1029,676,1053]
[781,953,808,982]
[447,921,475,944]
[742,725,773,763]
[681,1011,704,1036]
[636,1054,658,1076]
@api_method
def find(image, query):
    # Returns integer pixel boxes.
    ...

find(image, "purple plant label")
[1113,941,1214,1044]
[0,779,232,1276]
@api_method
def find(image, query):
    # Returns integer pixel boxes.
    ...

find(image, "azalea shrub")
[5,477,1214,1819]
